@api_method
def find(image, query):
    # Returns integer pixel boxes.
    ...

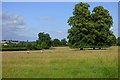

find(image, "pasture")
[2,46,118,78]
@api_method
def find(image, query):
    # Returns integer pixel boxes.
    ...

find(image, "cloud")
[2,12,25,29]
[1,12,26,40]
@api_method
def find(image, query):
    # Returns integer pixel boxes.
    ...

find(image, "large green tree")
[68,2,91,49]
[36,32,51,49]
[67,2,116,49]
[91,6,116,47]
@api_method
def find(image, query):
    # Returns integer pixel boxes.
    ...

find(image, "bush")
[26,42,37,50]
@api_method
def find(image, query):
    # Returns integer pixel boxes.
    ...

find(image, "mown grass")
[2,46,118,78]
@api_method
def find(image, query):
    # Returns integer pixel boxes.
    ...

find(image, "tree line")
[2,32,67,51]
[1,32,120,51]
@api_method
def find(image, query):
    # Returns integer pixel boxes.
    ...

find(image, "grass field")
[2,46,118,78]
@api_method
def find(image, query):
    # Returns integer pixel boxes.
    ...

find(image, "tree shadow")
[49,47,56,50]
[71,48,112,51]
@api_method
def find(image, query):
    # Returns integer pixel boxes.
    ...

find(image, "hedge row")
[1,47,27,51]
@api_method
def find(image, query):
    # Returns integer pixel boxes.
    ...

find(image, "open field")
[2,46,118,78]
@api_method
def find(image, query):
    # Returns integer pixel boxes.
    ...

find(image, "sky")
[1,2,118,41]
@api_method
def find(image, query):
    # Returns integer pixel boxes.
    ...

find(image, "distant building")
[0,40,19,44]
[3,44,8,46]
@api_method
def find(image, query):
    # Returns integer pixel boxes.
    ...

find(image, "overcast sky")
[2,2,118,41]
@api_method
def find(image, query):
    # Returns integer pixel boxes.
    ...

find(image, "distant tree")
[26,42,32,50]
[17,41,27,47]
[52,39,61,47]
[36,32,51,49]
[30,42,37,50]
[67,2,116,50]
[41,42,48,49]
[117,37,120,46]
[61,38,67,46]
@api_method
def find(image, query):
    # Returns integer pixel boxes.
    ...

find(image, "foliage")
[61,38,67,46]
[36,32,51,49]
[41,41,49,49]
[2,32,52,51]
[91,6,116,47]
[26,42,37,50]
[67,2,116,49]
[52,39,61,47]
[2,41,27,48]
[51,38,67,47]
[2,47,27,51]
[2,41,37,51]
[117,37,120,46]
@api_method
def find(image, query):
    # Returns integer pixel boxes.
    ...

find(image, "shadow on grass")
[71,48,112,51]
[49,47,56,50]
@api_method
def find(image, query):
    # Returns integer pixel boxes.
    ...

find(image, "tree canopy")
[117,37,120,46]
[67,2,116,49]
[61,38,67,46]
[36,32,51,49]
[52,39,61,47]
